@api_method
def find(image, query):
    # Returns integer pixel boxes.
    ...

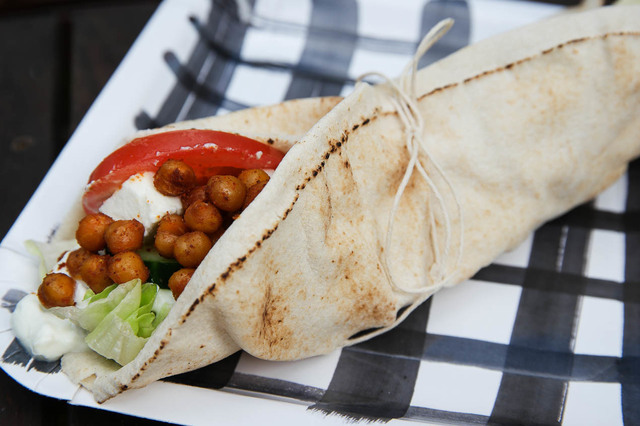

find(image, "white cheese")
[99,172,183,235]
[11,294,88,362]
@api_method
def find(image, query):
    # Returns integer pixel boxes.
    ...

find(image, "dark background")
[0,1,171,423]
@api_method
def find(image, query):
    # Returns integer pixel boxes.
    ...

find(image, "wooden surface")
[0,1,169,424]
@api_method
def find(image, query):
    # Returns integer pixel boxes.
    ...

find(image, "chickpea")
[153,159,196,196]
[238,169,270,189]
[155,230,179,259]
[207,175,246,212]
[173,231,212,268]
[184,200,222,234]
[76,213,113,252]
[66,248,91,279]
[168,268,195,299]
[157,213,188,236]
[80,254,113,294]
[181,185,208,210]
[243,181,268,210]
[104,219,145,254]
[155,214,188,259]
[108,251,150,284]
[38,273,76,308]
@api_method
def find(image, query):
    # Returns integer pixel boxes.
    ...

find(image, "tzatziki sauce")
[11,294,88,362]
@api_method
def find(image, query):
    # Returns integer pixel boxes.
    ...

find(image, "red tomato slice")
[83,129,285,214]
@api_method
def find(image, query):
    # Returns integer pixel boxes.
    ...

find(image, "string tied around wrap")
[358,19,464,295]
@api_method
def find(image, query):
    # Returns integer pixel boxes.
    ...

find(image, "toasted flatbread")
[59,6,640,402]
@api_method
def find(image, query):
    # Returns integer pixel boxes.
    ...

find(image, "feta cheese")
[99,172,183,235]
[11,294,88,362]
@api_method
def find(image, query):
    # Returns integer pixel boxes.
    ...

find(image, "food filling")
[13,130,284,366]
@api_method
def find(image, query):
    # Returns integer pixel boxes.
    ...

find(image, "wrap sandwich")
[12,5,640,403]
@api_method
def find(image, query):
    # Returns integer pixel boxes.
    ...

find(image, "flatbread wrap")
[14,5,640,403]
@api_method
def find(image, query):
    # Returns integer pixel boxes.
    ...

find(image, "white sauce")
[99,172,183,235]
[11,294,88,362]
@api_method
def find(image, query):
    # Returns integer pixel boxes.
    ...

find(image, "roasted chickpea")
[104,219,145,254]
[181,185,208,210]
[66,248,91,279]
[207,175,246,212]
[76,213,113,252]
[155,231,179,259]
[108,251,150,284]
[173,231,212,268]
[153,159,196,196]
[243,181,268,210]
[154,214,188,258]
[238,169,270,189]
[80,254,113,293]
[157,213,188,235]
[184,200,223,234]
[168,268,195,299]
[38,273,76,308]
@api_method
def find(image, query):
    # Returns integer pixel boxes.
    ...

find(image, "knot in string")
[359,19,464,295]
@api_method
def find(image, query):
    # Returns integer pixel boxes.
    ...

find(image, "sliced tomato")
[83,129,285,214]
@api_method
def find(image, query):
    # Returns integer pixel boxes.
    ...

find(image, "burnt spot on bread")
[179,296,202,324]
[267,138,274,145]
[130,330,173,384]
[419,32,640,101]
[258,284,293,350]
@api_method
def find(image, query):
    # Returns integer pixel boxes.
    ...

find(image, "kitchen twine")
[358,19,464,295]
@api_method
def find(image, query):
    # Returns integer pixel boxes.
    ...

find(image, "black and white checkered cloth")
[2,0,637,424]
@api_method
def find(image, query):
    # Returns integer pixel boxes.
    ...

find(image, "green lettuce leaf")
[151,289,174,327]
[78,281,137,331]
[52,279,175,366]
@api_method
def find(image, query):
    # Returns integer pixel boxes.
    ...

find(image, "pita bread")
[60,6,640,402]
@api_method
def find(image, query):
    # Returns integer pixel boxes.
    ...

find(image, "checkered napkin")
[1,0,637,424]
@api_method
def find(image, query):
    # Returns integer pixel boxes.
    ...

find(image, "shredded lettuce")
[28,239,176,366]
[51,279,175,366]
[151,289,174,327]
